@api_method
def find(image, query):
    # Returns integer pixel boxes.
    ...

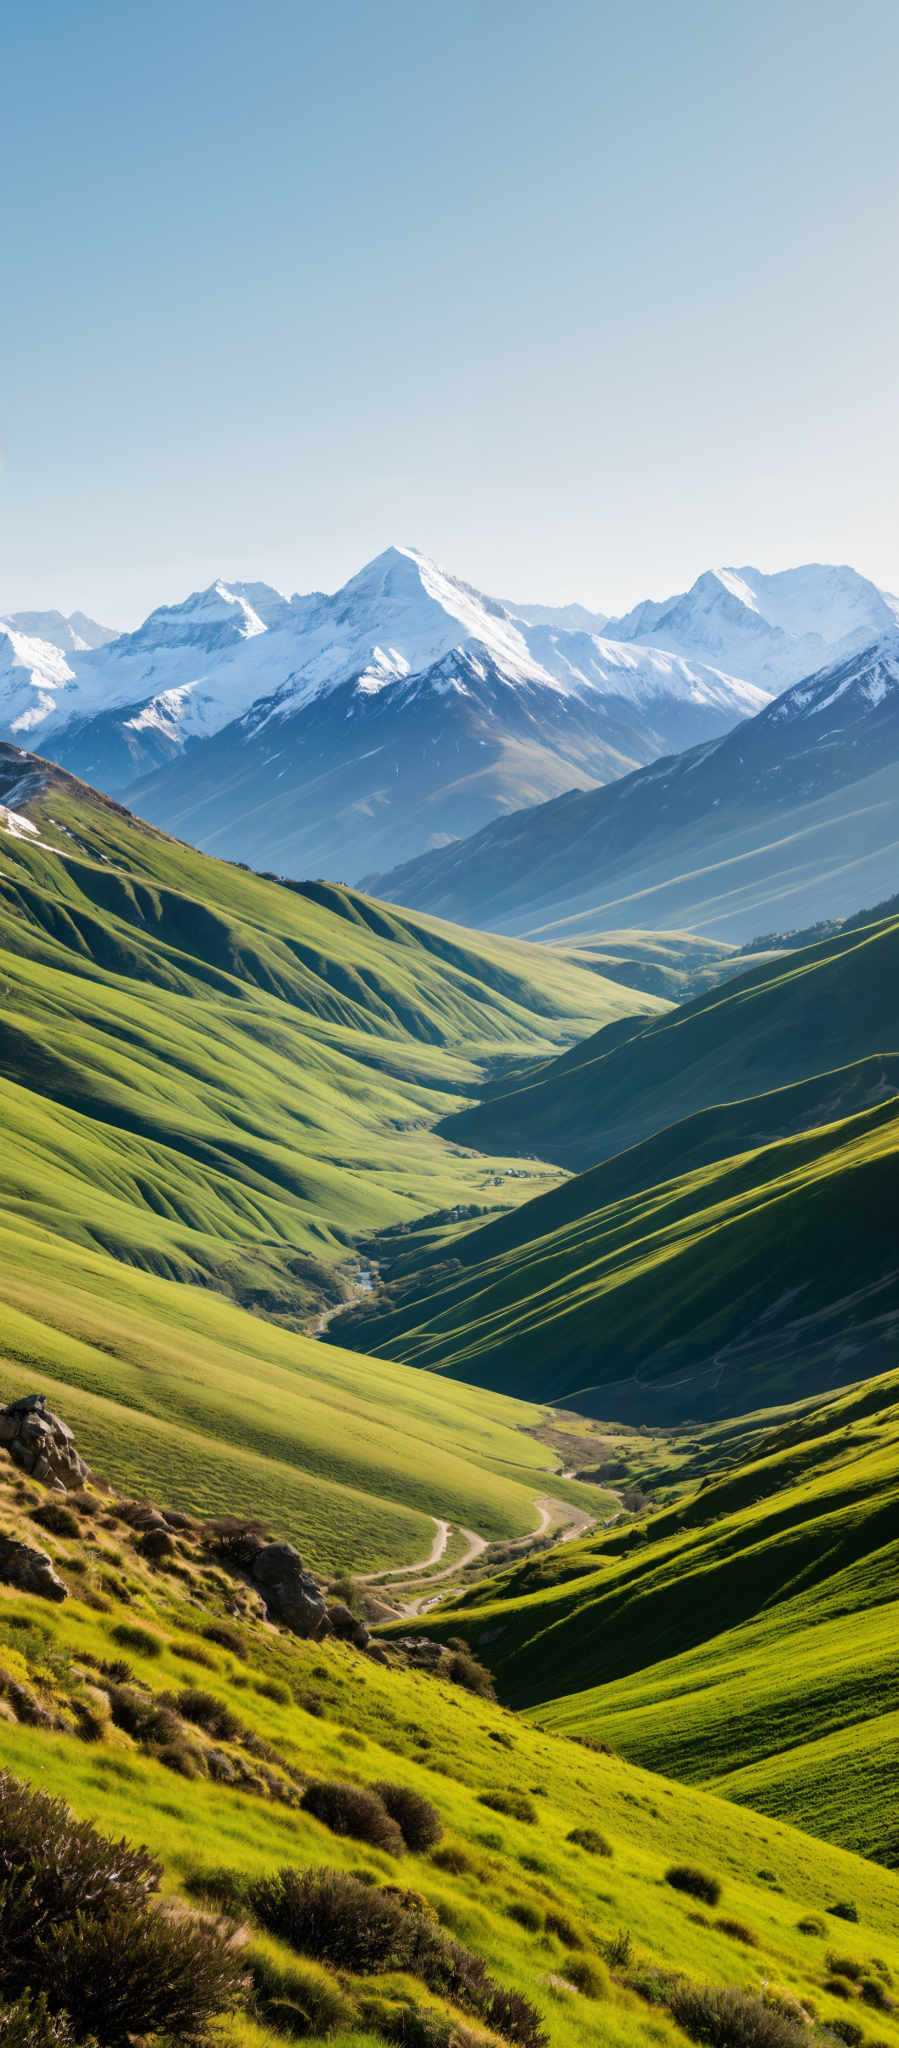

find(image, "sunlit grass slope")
[441,910,899,1171]
[0,753,661,1564]
[0,761,660,1311]
[2,1444,899,2048]
[332,1060,899,1419]
[391,1371,899,1862]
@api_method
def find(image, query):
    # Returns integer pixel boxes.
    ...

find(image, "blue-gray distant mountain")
[0,548,768,879]
[3,550,896,883]
[368,636,899,943]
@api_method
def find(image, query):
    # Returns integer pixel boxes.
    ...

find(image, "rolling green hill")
[439,909,899,1172]
[331,1057,899,1421]
[380,1369,899,1866]
[0,748,662,1564]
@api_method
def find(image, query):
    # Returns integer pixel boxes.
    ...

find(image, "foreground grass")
[2,1444,899,2048]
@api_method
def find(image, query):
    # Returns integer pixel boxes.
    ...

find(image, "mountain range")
[5,549,896,883]
[372,633,899,941]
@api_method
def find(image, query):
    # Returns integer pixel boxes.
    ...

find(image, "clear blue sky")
[3,0,898,625]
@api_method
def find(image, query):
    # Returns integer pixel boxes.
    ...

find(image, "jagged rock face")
[0,1533,68,1602]
[251,1541,331,1638]
[0,1395,92,1492]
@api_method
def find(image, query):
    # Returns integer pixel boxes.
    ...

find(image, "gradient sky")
[3,0,899,626]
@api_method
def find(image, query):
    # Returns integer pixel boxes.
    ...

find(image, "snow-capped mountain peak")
[0,622,78,735]
[605,561,899,689]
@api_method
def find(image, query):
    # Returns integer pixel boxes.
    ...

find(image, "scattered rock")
[0,1533,68,1602]
[326,1600,370,1649]
[206,1748,239,1783]
[252,1542,331,1637]
[0,1394,92,1492]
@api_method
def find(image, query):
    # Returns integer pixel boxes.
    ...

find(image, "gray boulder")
[0,1394,92,1492]
[0,1533,68,1602]
[251,1542,331,1638]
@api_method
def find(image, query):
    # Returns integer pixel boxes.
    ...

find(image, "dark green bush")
[109,1622,163,1657]
[667,1982,806,2048]
[798,1917,826,1936]
[43,1905,244,2046]
[174,1688,244,1742]
[252,1868,413,1972]
[374,1783,442,1853]
[251,1867,548,2045]
[430,1843,473,1875]
[446,1650,494,1699]
[31,1503,80,1539]
[0,1998,84,2047]
[828,1903,860,1924]
[860,1980,892,2012]
[829,2023,864,2048]
[245,1943,350,2039]
[545,1910,583,1949]
[201,1622,246,1655]
[565,1955,609,1999]
[825,1978,859,2001]
[506,1900,542,1932]
[300,1781,404,1856]
[715,1918,758,1946]
[567,1826,612,1857]
[605,1928,634,1970]
[665,1865,722,1906]
[0,1772,243,2044]
[479,1790,537,1824]
[828,1955,865,1982]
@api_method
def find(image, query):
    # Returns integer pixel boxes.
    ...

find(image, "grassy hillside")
[331,1058,899,1420]
[380,1370,899,1866]
[0,752,662,1564]
[3,1431,899,2048]
[440,910,899,1172]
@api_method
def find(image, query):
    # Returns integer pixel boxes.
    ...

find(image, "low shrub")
[825,1979,859,2002]
[667,1982,807,2048]
[798,1917,826,1936]
[860,1980,892,2012]
[828,1903,860,1924]
[106,1684,183,1746]
[374,1783,443,1853]
[507,1900,543,1932]
[829,2023,864,2048]
[665,1864,722,1906]
[174,1687,244,1742]
[567,1826,612,1857]
[716,1918,759,1946]
[479,1790,537,1824]
[0,1772,243,2045]
[109,1622,163,1658]
[201,1622,246,1655]
[545,1910,583,1949]
[446,1649,495,1699]
[828,1955,865,1982]
[0,1997,83,2047]
[252,1868,413,1972]
[245,1940,350,2039]
[31,1502,80,1539]
[565,1955,610,1999]
[430,1842,472,1876]
[251,1867,548,2045]
[605,1928,634,1970]
[300,1780,404,1856]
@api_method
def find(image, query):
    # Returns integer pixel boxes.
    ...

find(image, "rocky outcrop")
[0,1533,68,1602]
[0,1394,92,1492]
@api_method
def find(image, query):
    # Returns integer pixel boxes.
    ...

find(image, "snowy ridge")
[605,563,899,688]
[0,544,772,760]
